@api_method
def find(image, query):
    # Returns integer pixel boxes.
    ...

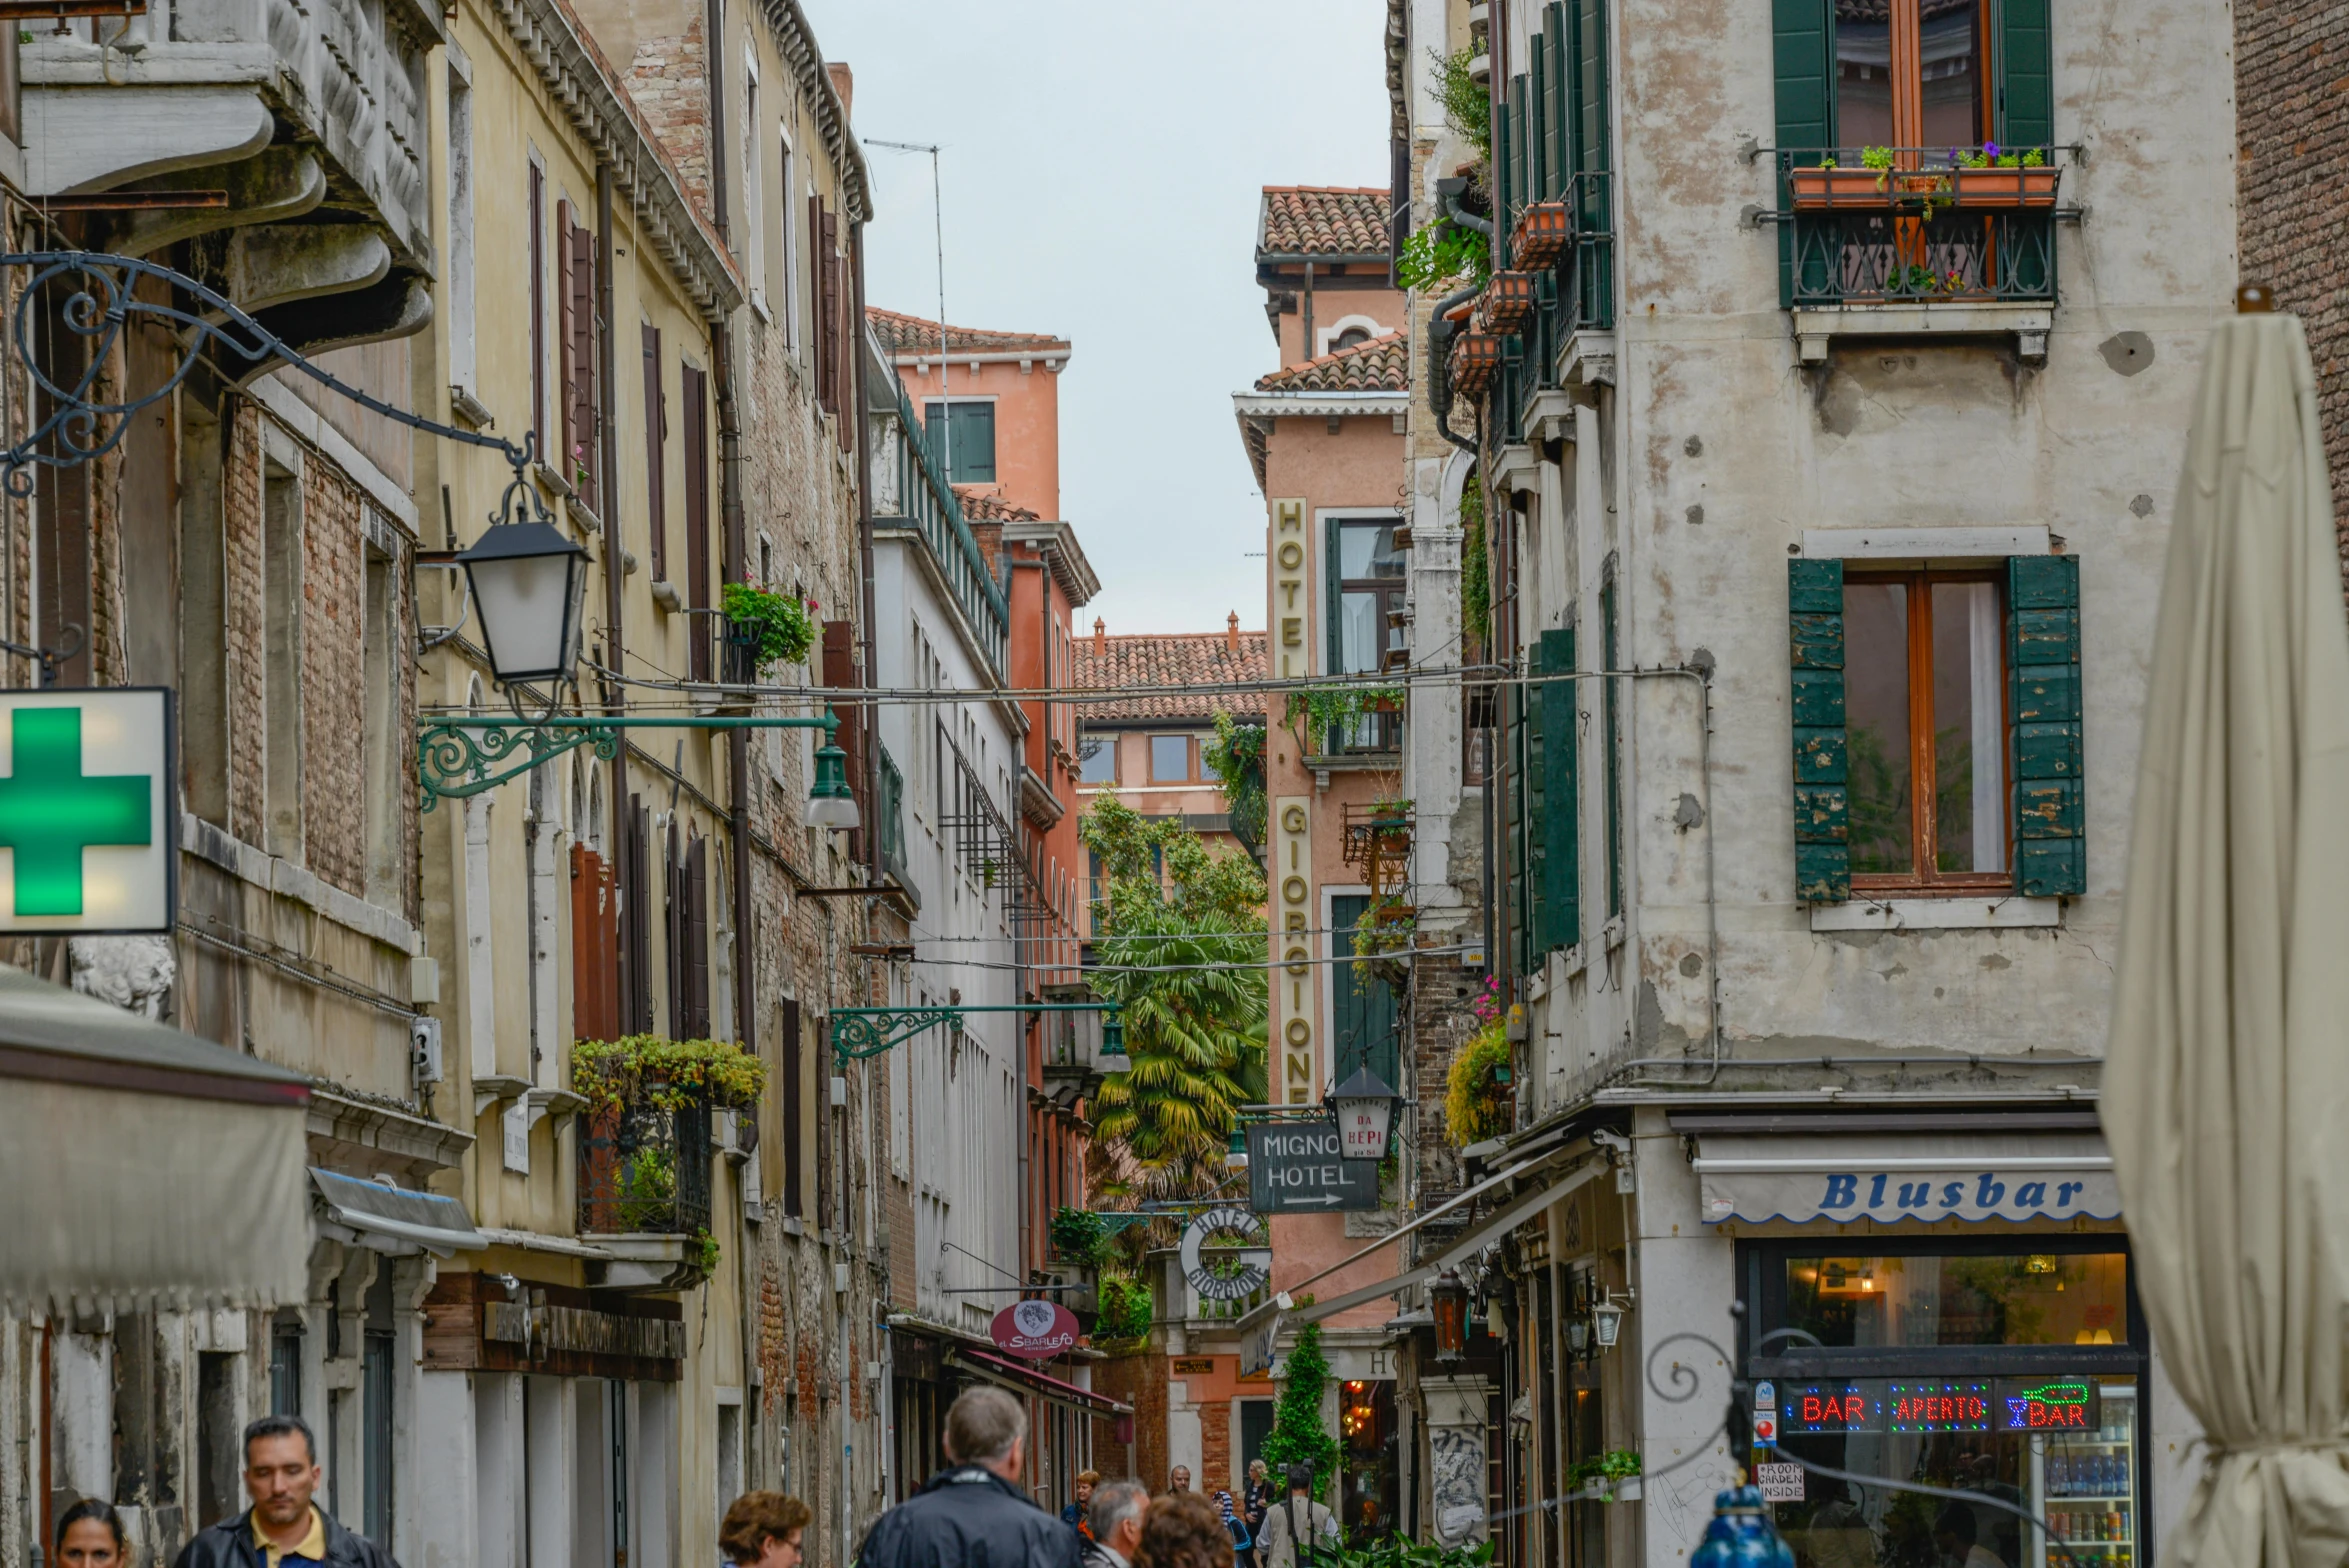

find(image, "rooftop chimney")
[1093,617,1106,654]
[827,62,854,120]
[1226,611,1239,654]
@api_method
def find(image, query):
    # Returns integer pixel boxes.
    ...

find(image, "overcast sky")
[799,0,1392,638]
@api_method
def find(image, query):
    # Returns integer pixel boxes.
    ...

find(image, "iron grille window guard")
[577,1090,714,1237]
[1774,150,2067,310]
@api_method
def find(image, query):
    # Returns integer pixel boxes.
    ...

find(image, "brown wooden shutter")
[663,818,683,1039]
[569,219,599,510]
[531,167,547,457]
[819,204,842,421]
[557,199,575,481]
[781,998,804,1217]
[642,324,667,581]
[821,618,865,860]
[809,195,831,412]
[625,797,653,1033]
[831,240,853,453]
[681,364,712,681]
[569,843,621,1043]
[684,834,710,1039]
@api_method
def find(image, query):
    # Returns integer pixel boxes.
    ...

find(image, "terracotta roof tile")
[1258,186,1392,258]
[955,486,1041,523]
[1254,331,1410,393]
[1072,628,1270,722]
[867,307,1068,356]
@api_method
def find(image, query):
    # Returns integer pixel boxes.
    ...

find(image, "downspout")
[712,316,754,1059]
[1301,260,1314,361]
[853,220,881,882]
[597,166,632,1027]
[1428,283,1481,456]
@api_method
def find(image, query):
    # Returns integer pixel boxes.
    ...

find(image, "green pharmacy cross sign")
[0,689,175,933]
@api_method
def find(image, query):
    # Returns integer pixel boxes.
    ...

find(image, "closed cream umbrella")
[2104,297,2349,1563]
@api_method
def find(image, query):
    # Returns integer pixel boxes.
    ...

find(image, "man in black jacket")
[172,1415,399,1568]
[857,1387,1081,1568]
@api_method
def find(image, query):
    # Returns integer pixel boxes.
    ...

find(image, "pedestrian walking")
[1251,1466,1337,1568]
[1135,1492,1234,1568]
[1084,1479,1149,1568]
[170,1416,398,1568]
[1064,1470,1100,1539]
[1241,1461,1272,1545]
[720,1491,810,1568]
[56,1501,130,1568]
[1211,1490,1253,1568]
[1167,1466,1192,1494]
[855,1387,1081,1568]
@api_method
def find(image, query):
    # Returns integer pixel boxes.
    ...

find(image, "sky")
[798,0,1393,638]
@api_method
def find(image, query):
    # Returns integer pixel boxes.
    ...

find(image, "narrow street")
[0,3,2341,1567]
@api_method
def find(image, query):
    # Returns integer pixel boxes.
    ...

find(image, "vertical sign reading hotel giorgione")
[1274,794,1314,1103]
[1272,498,1308,678]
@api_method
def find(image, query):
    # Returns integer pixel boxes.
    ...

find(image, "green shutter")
[1527,53,1549,205]
[1571,0,1610,178]
[2009,554,2084,896]
[1506,79,1529,250]
[1494,81,1515,268]
[1544,5,1568,203]
[1523,638,1552,966]
[1789,558,1849,903]
[1772,0,1833,307]
[1998,0,2054,152]
[1538,627,1579,949]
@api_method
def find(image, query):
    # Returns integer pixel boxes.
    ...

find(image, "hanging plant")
[571,1035,767,1113]
[1050,1206,1108,1266]
[720,581,818,674]
[1446,1016,1514,1146]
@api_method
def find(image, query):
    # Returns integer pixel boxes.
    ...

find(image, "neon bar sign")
[1784,1383,1880,1434]
[1999,1379,2098,1431]
[1887,1381,1992,1434]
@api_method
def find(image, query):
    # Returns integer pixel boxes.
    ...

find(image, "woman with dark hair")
[1212,1490,1254,1568]
[57,1500,130,1568]
[1134,1491,1234,1568]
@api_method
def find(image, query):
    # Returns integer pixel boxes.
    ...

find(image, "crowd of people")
[47,1386,1328,1568]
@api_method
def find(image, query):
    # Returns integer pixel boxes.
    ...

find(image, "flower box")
[1477,271,1538,334]
[1952,164,2060,208]
[1448,330,1504,397]
[1509,200,1572,268]
[1788,165,1893,209]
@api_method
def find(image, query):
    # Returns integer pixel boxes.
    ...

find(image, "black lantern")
[1430,1267,1469,1363]
[458,519,588,685]
[1330,1065,1402,1160]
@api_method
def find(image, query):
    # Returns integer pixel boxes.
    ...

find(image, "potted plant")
[1952,143,2058,207]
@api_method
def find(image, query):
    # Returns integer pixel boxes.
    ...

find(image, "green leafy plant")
[1351,895,1418,989]
[1203,712,1269,858]
[690,1227,721,1276]
[1429,47,1492,159]
[720,581,818,673]
[1094,1272,1155,1340]
[617,1143,678,1230]
[571,1035,766,1113]
[1283,686,1404,754]
[1260,1321,1340,1496]
[1446,1019,1514,1147]
[1566,1449,1643,1499]
[1081,796,1268,1205]
[1324,1537,1495,1568]
[1050,1206,1108,1267]
[1397,222,1491,293]
[1460,472,1489,647]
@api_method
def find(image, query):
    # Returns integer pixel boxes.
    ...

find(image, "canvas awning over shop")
[1689,1132,2119,1226]
[312,1168,485,1256]
[0,962,312,1313]
[941,1345,1132,1419]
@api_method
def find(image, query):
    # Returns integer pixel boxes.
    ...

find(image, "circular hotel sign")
[1181,1206,1271,1301]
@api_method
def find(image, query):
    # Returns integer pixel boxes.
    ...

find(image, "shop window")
[1780,1250,2128,1348]
[1337,1379,1398,1543]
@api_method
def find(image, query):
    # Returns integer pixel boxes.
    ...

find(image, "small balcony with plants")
[573,1036,764,1292]
[1774,145,2071,363]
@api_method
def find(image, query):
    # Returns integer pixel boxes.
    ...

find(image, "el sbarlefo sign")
[0,689,175,934]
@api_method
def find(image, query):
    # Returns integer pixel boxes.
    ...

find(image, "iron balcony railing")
[1492,170,1614,446]
[1775,148,2063,309]
[578,1091,713,1237]
[874,379,1010,680]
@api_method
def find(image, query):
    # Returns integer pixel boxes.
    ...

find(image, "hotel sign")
[1273,794,1315,1103]
[0,689,175,933]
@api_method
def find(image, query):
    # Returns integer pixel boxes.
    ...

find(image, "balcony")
[1485,171,1615,446]
[1776,149,2067,363]
[23,0,440,355]
[578,1092,713,1290]
[871,379,1011,680]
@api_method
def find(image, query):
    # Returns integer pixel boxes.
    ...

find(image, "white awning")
[312,1169,486,1256]
[0,963,312,1313]
[1691,1132,2118,1225]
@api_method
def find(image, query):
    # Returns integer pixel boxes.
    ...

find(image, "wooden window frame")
[1835,0,1996,154]
[1846,567,2011,894]
[1147,733,1195,785]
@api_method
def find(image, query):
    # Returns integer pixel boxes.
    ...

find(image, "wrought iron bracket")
[417,712,839,811]
[831,1002,1122,1066]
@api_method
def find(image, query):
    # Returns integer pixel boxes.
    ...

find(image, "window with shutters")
[528,160,547,456]
[1788,556,2082,904]
[642,324,667,580]
[570,840,621,1042]
[682,364,712,680]
[556,201,599,511]
[922,400,995,485]
[782,998,804,1216]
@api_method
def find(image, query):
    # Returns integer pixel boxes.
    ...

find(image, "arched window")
[1332,326,1372,352]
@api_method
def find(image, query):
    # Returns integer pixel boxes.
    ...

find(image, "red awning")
[944,1344,1132,1419]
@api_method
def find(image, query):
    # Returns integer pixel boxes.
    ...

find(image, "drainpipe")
[1428,283,1481,457]
[712,313,755,1059]
[597,166,632,1025]
[1301,260,1314,361]
[852,221,881,881]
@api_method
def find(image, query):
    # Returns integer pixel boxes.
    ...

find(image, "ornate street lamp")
[1098,1008,1129,1073]
[456,516,588,686]
[1227,1124,1249,1170]
[1330,1065,1401,1161]
[805,729,861,830]
[1430,1267,1469,1363]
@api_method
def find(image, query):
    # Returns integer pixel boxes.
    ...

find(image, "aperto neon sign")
[0,690,175,934]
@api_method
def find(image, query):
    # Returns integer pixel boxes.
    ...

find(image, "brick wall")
[224,401,268,845]
[1410,946,1483,1201]
[2237,2,2349,566]
[1091,1352,1167,1482]
[1199,1397,1232,1495]
[624,23,715,222]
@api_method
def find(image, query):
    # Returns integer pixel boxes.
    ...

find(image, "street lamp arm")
[415,711,843,810]
[829,1002,1123,1065]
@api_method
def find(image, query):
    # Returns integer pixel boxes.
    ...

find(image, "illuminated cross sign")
[0,691,174,933]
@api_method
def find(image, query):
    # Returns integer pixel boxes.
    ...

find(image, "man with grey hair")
[1082,1479,1149,1568]
[856,1386,1081,1568]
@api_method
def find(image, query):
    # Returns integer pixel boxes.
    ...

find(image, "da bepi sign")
[1247,1120,1380,1213]
[0,689,175,934]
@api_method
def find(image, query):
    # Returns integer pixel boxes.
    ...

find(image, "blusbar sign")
[0,690,174,933]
